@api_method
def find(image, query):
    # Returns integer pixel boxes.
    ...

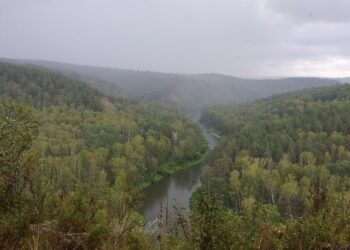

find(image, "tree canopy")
[0,63,207,249]
[197,84,350,249]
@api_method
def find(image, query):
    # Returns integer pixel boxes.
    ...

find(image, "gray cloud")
[0,0,349,77]
[265,0,350,23]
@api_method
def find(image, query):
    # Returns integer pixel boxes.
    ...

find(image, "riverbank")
[139,149,209,190]
[140,115,220,222]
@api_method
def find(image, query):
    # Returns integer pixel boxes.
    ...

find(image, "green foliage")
[0,63,207,249]
[0,62,102,110]
[190,192,244,250]
[9,61,350,248]
[0,97,51,248]
[196,84,350,249]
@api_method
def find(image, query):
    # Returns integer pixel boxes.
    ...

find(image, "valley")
[1,61,350,249]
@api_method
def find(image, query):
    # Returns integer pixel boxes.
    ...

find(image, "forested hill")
[1,58,342,112]
[0,62,207,186]
[195,84,350,248]
[0,62,207,248]
[201,84,350,136]
[2,61,350,248]
[0,62,103,111]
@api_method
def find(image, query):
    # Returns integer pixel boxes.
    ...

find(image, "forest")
[1,62,350,249]
[0,62,208,249]
[199,84,350,249]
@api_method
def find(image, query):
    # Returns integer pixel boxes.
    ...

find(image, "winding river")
[141,114,219,222]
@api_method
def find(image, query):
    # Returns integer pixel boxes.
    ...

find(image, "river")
[140,114,219,222]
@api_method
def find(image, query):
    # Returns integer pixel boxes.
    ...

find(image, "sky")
[0,0,350,77]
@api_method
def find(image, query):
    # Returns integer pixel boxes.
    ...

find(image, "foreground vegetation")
[2,61,350,249]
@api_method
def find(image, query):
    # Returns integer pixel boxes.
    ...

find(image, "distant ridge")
[1,58,342,112]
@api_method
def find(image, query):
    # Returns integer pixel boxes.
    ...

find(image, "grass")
[139,150,209,189]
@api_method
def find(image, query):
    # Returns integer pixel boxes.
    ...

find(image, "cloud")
[257,56,350,77]
[0,0,349,77]
[265,0,350,23]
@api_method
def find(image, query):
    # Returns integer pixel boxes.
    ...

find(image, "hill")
[1,58,342,112]
[337,77,350,83]
[196,84,350,248]
[0,62,103,110]
[0,62,207,248]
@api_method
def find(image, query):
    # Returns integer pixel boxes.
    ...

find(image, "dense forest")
[199,84,350,249]
[2,61,350,249]
[0,62,208,249]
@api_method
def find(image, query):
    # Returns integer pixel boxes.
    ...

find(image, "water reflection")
[140,114,218,222]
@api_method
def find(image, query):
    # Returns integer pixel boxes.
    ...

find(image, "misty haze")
[1,0,350,249]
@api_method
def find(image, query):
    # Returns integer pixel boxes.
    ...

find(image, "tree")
[280,174,299,215]
[0,97,50,248]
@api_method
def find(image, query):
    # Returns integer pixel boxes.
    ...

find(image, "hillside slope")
[0,62,207,184]
[196,84,350,248]
[0,62,103,110]
[0,62,207,248]
[2,58,342,112]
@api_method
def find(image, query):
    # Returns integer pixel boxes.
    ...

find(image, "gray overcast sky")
[1,0,350,77]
